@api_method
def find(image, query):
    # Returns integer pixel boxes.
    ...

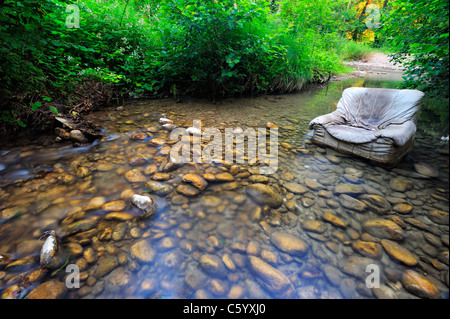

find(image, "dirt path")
[347,52,404,71]
[333,52,405,82]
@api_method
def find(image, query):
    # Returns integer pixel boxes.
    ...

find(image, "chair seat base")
[311,124,414,168]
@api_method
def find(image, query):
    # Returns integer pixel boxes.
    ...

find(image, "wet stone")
[283,182,307,194]
[414,162,439,178]
[249,175,270,183]
[301,197,315,207]
[182,173,208,191]
[130,240,155,263]
[151,172,171,181]
[26,281,67,299]
[95,256,119,278]
[359,194,392,215]
[322,211,347,228]
[66,242,83,257]
[177,184,201,197]
[248,256,295,298]
[84,197,106,211]
[145,180,174,196]
[323,265,344,287]
[301,220,327,234]
[380,240,418,266]
[5,256,37,271]
[270,232,308,257]
[245,183,283,208]
[335,183,365,195]
[124,169,146,183]
[373,284,399,299]
[128,155,147,166]
[102,200,126,212]
[393,203,413,214]
[390,177,414,192]
[69,130,88,143]
[131,194,155,216]
[401,269,441,299]
[62,219,97,236]
[215,172,234,182]
[424,233,442,248]
[339,194,367,213]
[339,256,380,280]
[199,254,227,278]
[428,210,449,225]
[438,251,449,266]
[0,207,26,225]
[304,178,326,190]
[352,241,383,259]
[363,218,406,241]
[149,137,167,146]
[105,212,135,221]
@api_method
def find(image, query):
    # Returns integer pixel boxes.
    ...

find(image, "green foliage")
[340,40,373,61]
[6,0,445,133]
[383,0,449,97]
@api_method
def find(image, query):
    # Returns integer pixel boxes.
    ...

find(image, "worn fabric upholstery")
[308,87,425,167]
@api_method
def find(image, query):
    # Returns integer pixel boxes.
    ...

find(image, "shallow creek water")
[0,78,448,299]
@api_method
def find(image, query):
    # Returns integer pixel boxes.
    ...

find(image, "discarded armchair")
[308,87,425,168]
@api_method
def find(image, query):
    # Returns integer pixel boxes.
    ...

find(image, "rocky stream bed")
[0,77,448,299]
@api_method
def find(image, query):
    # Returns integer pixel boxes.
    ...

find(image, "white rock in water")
[159,118,173,125]
[131,194,155,214]
[162,123,176,131]
[186,127,201,135]
[40,233,58,267]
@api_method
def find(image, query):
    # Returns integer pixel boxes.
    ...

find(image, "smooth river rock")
[245,183,283,208]
[401,270,441,299]
[359,194,392,215]
[283,182,307,194]
[26,281,67,299]
[145,181,174,196]
[130,240,155,263]
[182,174,208,191]
[248,256,295,298]
[380,240,418,266]
[199,254,227,278]
[270,232,308,257]
[390,177,413,192]
[428,210,449,225]
[363,219,406,241]
[339,194,367,212]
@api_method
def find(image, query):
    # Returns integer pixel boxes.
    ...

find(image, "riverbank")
[332,53,405,82]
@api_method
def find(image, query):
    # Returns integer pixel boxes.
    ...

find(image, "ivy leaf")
[49,106,59,115]
[31,102,42,111]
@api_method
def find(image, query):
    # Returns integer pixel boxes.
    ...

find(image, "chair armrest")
[379,120,417,146]
[308,111,346,129]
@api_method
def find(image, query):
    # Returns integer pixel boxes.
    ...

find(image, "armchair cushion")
[308,87,425,167]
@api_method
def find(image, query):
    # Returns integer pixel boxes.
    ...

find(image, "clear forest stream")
[0,75,448,299]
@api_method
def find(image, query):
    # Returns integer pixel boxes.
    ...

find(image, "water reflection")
[0,78,448,299]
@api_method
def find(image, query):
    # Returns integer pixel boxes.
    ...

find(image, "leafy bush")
[0,0,380,133]
[383,0,449,97]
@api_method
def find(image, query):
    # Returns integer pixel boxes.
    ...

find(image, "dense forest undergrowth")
[0,0,448,137]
